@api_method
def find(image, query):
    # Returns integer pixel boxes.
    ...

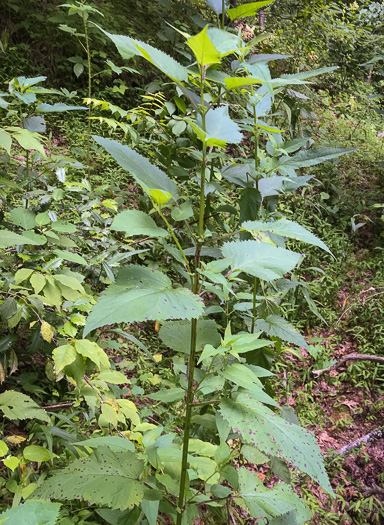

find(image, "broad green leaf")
[242,217,331,254]
[73,436,134,453]
[230,333,274,355]
[102,29,188,82]
[16,75,46,88]
[53,344,77,373]
[53,249,87,265]
[0,130,12,154]
[278,147,356,170]
[142,499,159,525]
[34,273,52,293]
[0,501,61,525]
[9,208,36,229]
[149,189,172,205]
[254,315,309,350]
[222,363,263,389]
[281,66,337,81]
[36,103,88,112]
[111,210,168,237]
[10,129,45,156]
[34,448,144,510]
[97,370,128,384]
[23,116,46,133]
[51,221,77,233]
[0,440,9,457]
[204,0,227,14]
[148,388,186,403]
[171,200,194,221]
[84,265,205,336]
[159,320,221,355]
[227,1,274,20]
[3,456,20,471]
[92,136,178,197]
[0,391,50,422]
[206,27,241,56]
[220,395,334,494]
[238,467,312,524]
[21,231,47,245]
[23,445,51,462]
[222,240,301,280]
[15,268,34,285]
[187,26,221,67]
[75,340,103,368]
[190,106,242,148]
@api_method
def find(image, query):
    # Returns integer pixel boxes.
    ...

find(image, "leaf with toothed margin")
[99,28,188,82]
[0,500,61,525]
[84,265,204,336]
[241,217,331,254]
[92,136,178,198]
[222,240,301,280]
[219,395,334,495]
[33,447,144,510]
[238,467,312,524]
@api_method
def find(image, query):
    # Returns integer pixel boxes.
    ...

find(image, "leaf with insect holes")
[242,217,331,254]
[34,447,144,510]
[220,395,334,495]
[84,265,204,336]
[238,467,312,524]
[41,321,54,343]
[0,391,50,422]
[0,500,61,525]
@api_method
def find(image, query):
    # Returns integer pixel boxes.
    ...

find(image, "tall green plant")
[1,18,355,525]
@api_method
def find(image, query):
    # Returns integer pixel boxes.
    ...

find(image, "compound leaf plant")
[0,5,355,525]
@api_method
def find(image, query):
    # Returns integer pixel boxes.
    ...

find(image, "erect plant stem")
[83,15,92,183]
[251,277,258,333]
[177,66,207,525]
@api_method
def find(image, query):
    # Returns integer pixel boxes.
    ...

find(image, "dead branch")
[336,426,384,455]
[362,484,384,498]
[313,353,384,376]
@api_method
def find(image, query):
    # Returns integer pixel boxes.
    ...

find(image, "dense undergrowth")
[0,1,384,524]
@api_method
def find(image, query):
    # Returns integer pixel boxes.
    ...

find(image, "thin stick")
[313,353,384,376]
[336,426,384,455]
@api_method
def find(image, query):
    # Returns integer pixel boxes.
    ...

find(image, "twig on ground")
[313,353,384,376]
[335,426,384,455]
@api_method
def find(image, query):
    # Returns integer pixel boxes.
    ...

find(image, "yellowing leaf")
[150,189,172,205]
[187,25,221,67]
[6,435,26,444]
[0,440,9,457]
[153,353,162,363]
[41,321,54,343]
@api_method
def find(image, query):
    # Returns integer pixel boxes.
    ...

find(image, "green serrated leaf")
[238,467,311,524]
[222,240,301,280]
[220,395,334,495]
[227,0,274,20]
[242,217,331,254]
[0,391,50,422]
[0,501,61,525]
[148,388,185,403]
[102,28,188,82]
[254,315,309,350]
[159,320,221,355]
[92,136,178,197]
[34,448,144,510]
[187,25,221,67]
[111,210,167,238]
[84,265,204,336]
